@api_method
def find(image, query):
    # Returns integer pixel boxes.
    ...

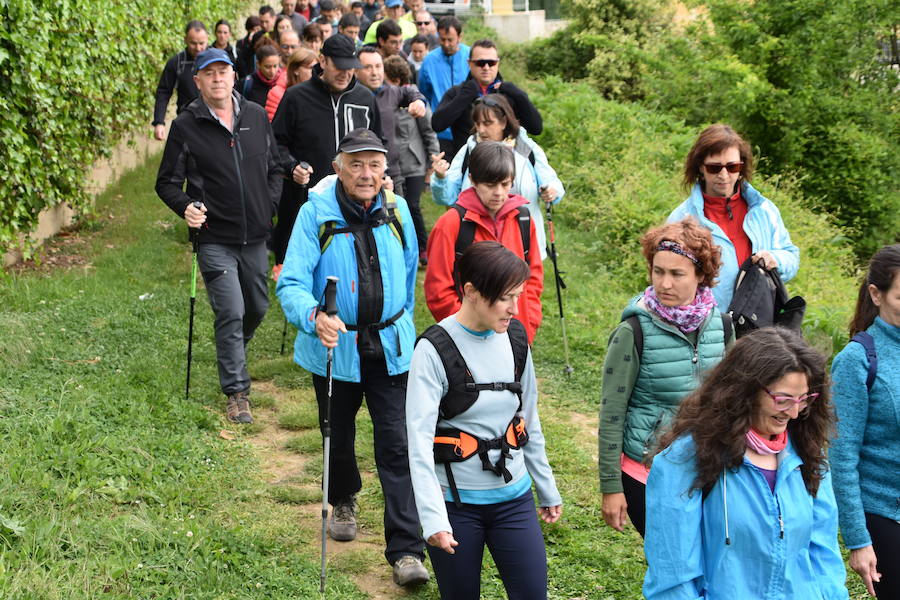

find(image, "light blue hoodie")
[643,435,848,600]
[417,44,471,141]
[275,175,419,382]
[668,181,799,310]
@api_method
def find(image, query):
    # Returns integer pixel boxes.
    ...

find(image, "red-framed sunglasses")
[703,162,743,174]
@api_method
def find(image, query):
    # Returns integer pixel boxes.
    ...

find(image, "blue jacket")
[644,436,848,600]
[830,316,900,549]
[275,175,419,382]
[668,181,799,310]
[430,129,564,259]
[417,44,470,140]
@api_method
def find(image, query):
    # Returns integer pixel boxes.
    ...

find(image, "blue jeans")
[427,490,548,600]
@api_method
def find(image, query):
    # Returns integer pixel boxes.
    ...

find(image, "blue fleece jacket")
[417,45,470,140]
[668,181,799,310]
[275,175,419,381]
[829,316,900,549]
[644,436,848,600]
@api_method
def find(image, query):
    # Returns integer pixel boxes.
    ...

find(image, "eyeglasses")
[282,43,299,50]
[703,162,743,174]
[471,59,499,67]
[764,388,819,411]
[415,20,431,25]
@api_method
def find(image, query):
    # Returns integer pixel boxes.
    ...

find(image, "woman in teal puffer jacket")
[598,218,733,538]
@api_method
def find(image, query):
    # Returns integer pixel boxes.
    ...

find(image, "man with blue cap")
[156,48,283,425]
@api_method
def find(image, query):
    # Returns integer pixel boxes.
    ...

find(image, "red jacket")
[424,187,544,342]
[265,71,288,122]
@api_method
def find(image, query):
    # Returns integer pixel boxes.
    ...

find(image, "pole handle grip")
[298,161,311,190]
[324,276,339,316]
[189,201,203,246]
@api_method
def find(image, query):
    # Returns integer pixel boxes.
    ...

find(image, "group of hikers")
[152,4,899,599]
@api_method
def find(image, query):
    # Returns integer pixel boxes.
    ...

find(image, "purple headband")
[657,240,702,268]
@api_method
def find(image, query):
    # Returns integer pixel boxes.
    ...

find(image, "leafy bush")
[0,0,245,256]
[528,76,859,350]
[520,27,593,81]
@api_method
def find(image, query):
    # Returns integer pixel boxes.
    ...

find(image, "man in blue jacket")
[417,16,469,157]
[275,129,428,587]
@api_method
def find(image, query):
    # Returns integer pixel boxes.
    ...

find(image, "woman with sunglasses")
[430,93,564,260]
[643,327,848,600]
[407,241,562,600]
[669,124,799,311]
[599,218,732,538]
[830,244,900,599]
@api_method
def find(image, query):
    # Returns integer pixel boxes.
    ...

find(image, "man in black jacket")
[431,38,542,155]
[152,20,209,141]
[156,49,283,424]
[270,33,383,272]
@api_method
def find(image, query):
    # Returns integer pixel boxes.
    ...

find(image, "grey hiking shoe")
[392,555,430,587]
[226,391,253,424]
[328,496,357,541]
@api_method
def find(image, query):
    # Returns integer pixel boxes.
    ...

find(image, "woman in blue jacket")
[830,244,900,599]
[430,94,564,260]
[669,124,799,310]
[644,327,848,600]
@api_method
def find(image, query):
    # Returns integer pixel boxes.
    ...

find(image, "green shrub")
[0,0,245,255]
[520,26,593,81]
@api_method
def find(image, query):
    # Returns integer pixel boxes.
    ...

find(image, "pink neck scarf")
[643,286,716,333]
[745,428,788,455]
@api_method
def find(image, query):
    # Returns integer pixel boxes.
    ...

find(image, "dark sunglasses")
[415,20,431,25]
[470,59,499,67]
[473,95,502,108]
[703,162,743,174]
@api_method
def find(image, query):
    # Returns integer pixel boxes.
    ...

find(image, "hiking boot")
[392,555,430,587]
[226,391,253,424]
[328,496,357,541]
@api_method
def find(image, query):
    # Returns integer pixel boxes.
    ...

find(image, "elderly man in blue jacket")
[275,128,428,587]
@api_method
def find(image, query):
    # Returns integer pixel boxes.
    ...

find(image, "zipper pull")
[778,514,784,539]
[229,138,235,148]
[692,348,699,364]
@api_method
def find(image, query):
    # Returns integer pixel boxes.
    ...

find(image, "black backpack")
[727,257,805,338]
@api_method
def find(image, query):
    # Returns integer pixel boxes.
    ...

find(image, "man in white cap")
[276,128,429,587]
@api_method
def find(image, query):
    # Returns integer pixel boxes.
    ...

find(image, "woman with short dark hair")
[599,218,732,538]
[424,142,544,343]
[670,124,799,310]
[408,241,562,600]
[830,244,900,599]
[643,328,848,599]
[430,94,564,260]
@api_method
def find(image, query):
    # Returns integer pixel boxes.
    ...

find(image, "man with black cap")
[270,32,384,275]
[276,128,429,587]
[156,48,283,425]
[152,20,209,140]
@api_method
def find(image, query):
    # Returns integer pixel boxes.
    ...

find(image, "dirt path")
[243,380,418,599]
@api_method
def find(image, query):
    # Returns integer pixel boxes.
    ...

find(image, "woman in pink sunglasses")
[668,124,800,311]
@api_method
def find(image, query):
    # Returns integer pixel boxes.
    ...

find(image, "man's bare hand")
[184,202,207,228]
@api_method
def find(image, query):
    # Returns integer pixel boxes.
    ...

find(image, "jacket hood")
[307,174,387,225]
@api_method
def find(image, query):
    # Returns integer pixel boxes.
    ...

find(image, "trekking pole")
[320,275,339,593]
[545,199,574,374]
[185,201,203,399]
[281,161,312,355]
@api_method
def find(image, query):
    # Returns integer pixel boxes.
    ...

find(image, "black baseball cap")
[322,33,362,69]
[338,128,387,154]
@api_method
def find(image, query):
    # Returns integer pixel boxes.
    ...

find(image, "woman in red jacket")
[425,141,544,343]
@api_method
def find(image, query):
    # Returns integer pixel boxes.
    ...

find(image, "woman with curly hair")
[669,124,799,311]
[643,328,848,600]
[599,218,733,538]
[830,244,900,599]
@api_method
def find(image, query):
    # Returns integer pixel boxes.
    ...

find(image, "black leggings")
[272,184,306,265]
[621,470,646,538]
[403,175,428,252]
[867,512,900,599]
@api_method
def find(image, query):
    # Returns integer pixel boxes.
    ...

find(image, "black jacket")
[239,72,274,108]
[272,66,383,203]
[155,94,283,245]
[431,74,543,151]
[152,49,200,125]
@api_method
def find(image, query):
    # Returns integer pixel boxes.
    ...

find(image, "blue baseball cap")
[193,48,234,74]
[384,0,402,7]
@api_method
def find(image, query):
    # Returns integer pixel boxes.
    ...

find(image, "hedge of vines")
[0,0,246,254]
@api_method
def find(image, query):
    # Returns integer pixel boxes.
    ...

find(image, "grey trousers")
[198,242,269,395]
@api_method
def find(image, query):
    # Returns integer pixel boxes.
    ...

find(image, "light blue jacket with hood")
[275,175,419,382]
[668,181,799,310]
[643,435,848,600]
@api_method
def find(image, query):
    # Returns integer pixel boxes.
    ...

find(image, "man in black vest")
[152,21,209,141]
